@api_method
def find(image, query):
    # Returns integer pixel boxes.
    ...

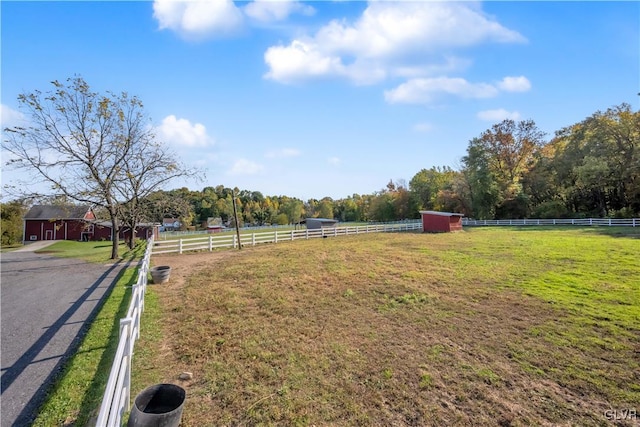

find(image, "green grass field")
[136,227,639,426]
[35,240,146,263]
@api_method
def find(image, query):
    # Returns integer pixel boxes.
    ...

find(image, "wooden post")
[232,190,242,250]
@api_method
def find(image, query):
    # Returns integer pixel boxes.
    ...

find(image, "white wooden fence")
[96,236,154,427]
[152,222,423,255]
[462,218,639,227]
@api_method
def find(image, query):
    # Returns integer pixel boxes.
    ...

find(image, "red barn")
[92,221,160,242]
[420,210,464,233]
[23,205,95,242]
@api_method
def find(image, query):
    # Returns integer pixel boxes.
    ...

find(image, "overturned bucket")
[127,383,185,427]
[150,266,171,284]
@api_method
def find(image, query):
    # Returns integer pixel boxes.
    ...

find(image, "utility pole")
[232,189,242,250]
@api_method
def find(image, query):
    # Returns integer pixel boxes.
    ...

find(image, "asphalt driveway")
[1,245,129,427]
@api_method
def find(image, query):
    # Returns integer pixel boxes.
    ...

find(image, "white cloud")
[244,0,314,23]
[497,76,531,92]
[229,158,264,175]
[327,157,341,166]
[384,77,499,105]
[265,148,301,159]
[1,104,26,128]
[477,109,522,122]
[413,122,434,133]
[153,0,244,38]
[264,40,348,84]
[156,115,212,147]
[264,2,526,85]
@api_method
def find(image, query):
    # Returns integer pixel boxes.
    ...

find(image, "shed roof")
[419,210,464,217]
[24,205,92,220]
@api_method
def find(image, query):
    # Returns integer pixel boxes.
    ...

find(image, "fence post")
[634,218,637,227]
[590,218,593,226]
[252,233,256,246]
[209,235,213,251]
[233,234,237,249]
[306,229,309,239]
[334,227,337,237]
[120,318,133,409]
[179,239,183,254]
[609,218,612,226]
[274,231,278,244]
[291,230,295,241]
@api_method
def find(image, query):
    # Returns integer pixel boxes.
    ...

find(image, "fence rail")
[96,236,154,427]
[462,218,639,227]
[152,222,423,255]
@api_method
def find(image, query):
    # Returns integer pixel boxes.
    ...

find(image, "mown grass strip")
[31,241,147,426]
[35,240,146,264]
[32,266,136,426]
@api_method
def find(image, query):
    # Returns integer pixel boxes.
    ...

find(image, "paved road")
[1,245,129,427]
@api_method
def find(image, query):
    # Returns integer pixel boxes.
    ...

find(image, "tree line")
[128,103,639,229]
[2,75,638,248]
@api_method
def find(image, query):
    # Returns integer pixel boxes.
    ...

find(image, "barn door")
[45,230,53,240]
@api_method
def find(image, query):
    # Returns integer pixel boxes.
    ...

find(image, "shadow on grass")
[470,225,640,239]
[27,248,143,426]
[74,258,140,425]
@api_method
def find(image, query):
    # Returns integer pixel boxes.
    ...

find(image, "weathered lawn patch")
[135,228,639,426]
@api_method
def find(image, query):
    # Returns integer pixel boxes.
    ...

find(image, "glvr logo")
[604,409,637,421]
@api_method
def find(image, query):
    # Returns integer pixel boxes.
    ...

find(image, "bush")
[531,200,570,219]
[1,201,25,246]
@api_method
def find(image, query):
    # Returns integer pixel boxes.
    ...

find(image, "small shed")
[420,210,464,233]
[206,225,225,233]
[305,218,338,230]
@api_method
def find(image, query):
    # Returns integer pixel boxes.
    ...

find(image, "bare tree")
[115,133,194,248]
[3,77,194,258]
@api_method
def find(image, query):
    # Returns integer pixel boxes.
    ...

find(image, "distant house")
[162,218,181,231]
[305,218,338,230]
[420,211,464,233]
[23,205,95,242]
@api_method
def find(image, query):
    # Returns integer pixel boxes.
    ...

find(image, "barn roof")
[419,210,464,217]
[24,205,92,220]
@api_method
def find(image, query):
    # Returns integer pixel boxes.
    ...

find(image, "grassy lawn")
[35,240,145,263]
[30,241,147,426]
[135,227,639,426]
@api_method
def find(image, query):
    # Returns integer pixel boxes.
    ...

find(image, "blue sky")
[2,1,638,201]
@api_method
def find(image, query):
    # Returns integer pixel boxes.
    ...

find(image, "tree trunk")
[109,209,119,259]
[128,225,137,249]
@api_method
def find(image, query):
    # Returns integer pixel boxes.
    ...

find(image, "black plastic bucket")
[150,266,171,284]
[127,383,185,427]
